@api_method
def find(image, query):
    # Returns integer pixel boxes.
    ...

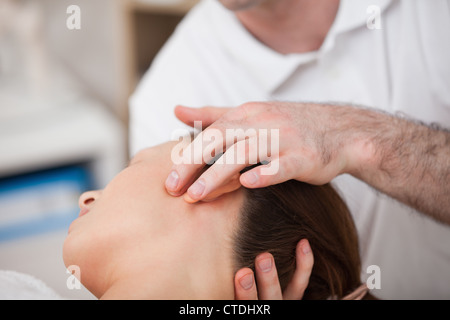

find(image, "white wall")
[41,0,129,118]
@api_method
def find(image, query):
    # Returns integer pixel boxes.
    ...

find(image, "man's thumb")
[174,105,231,128]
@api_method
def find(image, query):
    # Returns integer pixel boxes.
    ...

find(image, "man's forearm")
[346,108,450,224]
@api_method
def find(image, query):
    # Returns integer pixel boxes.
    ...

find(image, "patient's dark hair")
[233,179,370,299]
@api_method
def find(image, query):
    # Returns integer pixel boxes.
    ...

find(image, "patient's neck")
[100,263,235,300]
[98,227,237,300]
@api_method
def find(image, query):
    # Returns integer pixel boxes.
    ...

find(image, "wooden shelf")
[127,0,199,15]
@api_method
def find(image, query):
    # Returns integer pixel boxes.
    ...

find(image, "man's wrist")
[343,135,379,179]
[335,105,387,179]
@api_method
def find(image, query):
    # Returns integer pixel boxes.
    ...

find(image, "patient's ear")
[184,174,242,203]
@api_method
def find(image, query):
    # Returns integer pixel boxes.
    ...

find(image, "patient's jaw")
[63,142,244,299]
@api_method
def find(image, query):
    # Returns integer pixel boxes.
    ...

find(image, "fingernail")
[188,179,206,198]
[239,273,254,290]
[165,170,180,191]
[301,240,311,255]
[258,257,272,273]
[244,171,259,185]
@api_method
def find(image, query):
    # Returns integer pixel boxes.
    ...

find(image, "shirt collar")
[209,0,393,93]
[320,0,393,54]
[333,0,393,35]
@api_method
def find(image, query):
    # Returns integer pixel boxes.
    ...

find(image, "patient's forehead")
[131,141,179,166]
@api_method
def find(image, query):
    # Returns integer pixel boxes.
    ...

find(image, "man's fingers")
[184,173,241,203]
[282,239,314,300]
[235,268,258,300]
[240,156,296,189]
[174,105,232,128]
[165,128,226,196]
[254,253,283,300]
[168,104,285,199]
[185,136,260,202]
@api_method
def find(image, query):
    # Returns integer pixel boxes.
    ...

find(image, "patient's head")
[63,141,362,299]
[235,178,361,299]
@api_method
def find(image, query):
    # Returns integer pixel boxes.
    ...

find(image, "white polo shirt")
[129,0,450,299]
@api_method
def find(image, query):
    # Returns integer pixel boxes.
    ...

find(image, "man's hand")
[166,102,360,200]
[234,239,314,300]
[166,101,450,222]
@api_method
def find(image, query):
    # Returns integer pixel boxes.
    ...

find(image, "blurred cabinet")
[0,97,125,300]
[0,98,126,241]
[120,0,199,104]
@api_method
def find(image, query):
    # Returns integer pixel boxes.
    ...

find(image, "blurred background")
[0,0,198,299]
